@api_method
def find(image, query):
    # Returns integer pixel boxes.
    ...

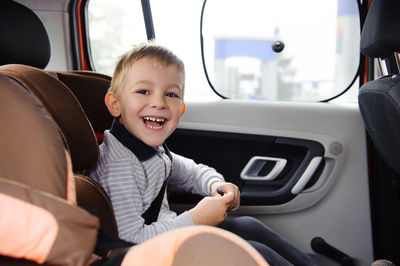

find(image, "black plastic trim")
[200,0,227,99]
[241,137,324,205]
[69,0,94,70]
[141,0,155,40]
[166,128,325,206]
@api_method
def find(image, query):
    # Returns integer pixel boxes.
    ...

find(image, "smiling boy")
[90,43,238,244]
[90,43,319,266]
[108,54,183,148]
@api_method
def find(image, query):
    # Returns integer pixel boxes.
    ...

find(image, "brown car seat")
[0,64,120,238]
[48,70,114,139]
[0,0,118,241]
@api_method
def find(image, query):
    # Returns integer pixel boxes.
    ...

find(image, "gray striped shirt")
[90,130,224,243]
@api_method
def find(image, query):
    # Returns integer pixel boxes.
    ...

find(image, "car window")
[201,0,360,102]
[150,0,220,101]
[87,0,360,102]
[87,0,147,76]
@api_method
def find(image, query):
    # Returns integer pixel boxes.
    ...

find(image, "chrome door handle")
[240,156,287,181]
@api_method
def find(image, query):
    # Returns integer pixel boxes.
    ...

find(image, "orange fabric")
[65,150,77,205]
[121,225,269,266]
[0,193,59,263]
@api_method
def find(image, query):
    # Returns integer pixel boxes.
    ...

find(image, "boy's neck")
[110,119,160,161]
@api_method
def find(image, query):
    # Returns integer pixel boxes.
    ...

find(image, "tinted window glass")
[202,0,360,101]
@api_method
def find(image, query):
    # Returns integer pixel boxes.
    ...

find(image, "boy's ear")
[181,103,185,116]
[105,92,121,118]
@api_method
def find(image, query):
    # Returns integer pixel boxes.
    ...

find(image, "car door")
[166,99,372,265]
[161,1,373,265]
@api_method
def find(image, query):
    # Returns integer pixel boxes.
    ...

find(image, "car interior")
[0,0,399,265]
[0,1,271,265]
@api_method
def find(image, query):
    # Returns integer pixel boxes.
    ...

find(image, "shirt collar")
[109,119,157,161]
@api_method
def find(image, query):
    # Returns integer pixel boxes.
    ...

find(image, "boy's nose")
[149,94,166,109]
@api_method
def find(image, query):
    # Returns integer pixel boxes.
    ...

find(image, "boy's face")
[107,57,184,148]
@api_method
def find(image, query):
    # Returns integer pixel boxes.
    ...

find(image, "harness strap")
[141,144,172,225]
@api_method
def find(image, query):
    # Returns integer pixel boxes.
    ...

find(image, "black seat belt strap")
[141,144,172,225]
[141,178,168,225]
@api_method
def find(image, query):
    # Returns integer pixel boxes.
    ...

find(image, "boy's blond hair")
[109,42,185,99]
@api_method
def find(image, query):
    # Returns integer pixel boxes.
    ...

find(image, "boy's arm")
[188,192,234,226]
[92,158,195,244]
[169,152,225,196]
[169,152,240,211]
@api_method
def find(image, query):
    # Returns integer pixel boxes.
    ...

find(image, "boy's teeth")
[144,117,165,122]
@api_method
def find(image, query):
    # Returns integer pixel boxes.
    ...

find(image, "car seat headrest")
[50,71,114,135]
[0,64,99,172]
[0,1,50,68]
[360,0,400,58]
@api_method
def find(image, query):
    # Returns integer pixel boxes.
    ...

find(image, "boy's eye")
[137,90,149,95]
[166,92,179,98]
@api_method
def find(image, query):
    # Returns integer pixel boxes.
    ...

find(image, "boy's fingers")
[227,191,240,211]
[222,192,235,204]
[230,203,240,211]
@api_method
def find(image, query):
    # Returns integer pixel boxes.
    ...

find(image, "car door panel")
[167,100,373,265]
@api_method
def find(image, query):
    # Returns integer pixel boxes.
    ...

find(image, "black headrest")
[360,0,400,58]
[0,1,50,68]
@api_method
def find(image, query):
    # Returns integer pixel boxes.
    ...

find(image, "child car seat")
[0,73,100,265]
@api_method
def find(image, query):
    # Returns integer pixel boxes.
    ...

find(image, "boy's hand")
[188,193,234,226]
[211,181,240,211]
